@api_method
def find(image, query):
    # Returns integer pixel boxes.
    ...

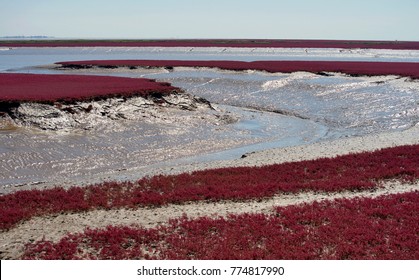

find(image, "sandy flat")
[34,121,418,190]
[121,123,419,179]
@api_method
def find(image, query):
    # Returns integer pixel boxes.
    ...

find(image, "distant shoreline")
[1,39,419,50]
[0,36,53,39]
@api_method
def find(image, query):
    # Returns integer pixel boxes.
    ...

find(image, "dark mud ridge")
[0,73,227,131]
[0,92,221,131]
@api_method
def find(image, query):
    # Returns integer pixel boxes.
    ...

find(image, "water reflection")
[1,47,418,190]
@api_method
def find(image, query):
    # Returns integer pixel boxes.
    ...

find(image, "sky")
[0,0,418,41]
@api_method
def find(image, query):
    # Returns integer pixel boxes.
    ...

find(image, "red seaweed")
[1,144,418,231]
[0,73,179,104]
[23,191,419,260]
[57,60,419,79]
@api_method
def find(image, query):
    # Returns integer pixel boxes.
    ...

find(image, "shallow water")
[0,104,327,191]
[48,66,418,137]
[1,47,418,191]
[2,46,419,71]
[150,68,419,137]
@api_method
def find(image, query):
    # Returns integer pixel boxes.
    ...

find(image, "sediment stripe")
[57,60,419,79]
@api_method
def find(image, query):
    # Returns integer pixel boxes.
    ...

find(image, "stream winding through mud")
[1,47,418,192]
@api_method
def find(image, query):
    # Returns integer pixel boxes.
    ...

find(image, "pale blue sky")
[0,0,418,40]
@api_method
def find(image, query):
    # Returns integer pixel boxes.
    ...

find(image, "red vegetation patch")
[2,39,419,50]
[0,73,178,103]
[58,60,419,79]
[23,191,419,260]
[1,145,418,231]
